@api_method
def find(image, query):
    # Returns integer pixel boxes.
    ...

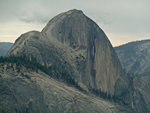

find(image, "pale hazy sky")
[0,0,150,46]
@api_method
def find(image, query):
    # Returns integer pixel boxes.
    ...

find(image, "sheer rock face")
[7,9,125,95]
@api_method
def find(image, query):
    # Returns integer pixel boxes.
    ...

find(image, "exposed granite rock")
[3,9,150,113]
[7,9,125,95]
[0,63,134,113]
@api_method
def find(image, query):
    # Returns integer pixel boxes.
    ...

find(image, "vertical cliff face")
[7,9,125,95]
[42,9,124,94]
[42,10,88,48]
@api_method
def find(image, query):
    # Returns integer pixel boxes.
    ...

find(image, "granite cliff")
[7,9,126,95]
[2,9,150,113]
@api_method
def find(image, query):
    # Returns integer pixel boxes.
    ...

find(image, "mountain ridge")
[1,9,150,113]
[115,39,150,76]
[7,9,126,95]
[0,61,134,113]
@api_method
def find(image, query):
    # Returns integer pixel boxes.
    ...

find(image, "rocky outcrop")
[0,63,134,113]
[7,9,125,95]
[115,39,150,76]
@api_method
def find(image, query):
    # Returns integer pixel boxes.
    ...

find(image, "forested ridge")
[0,56,128,105]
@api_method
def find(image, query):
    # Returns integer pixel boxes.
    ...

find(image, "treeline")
[0,56,83,91]
[0,56,40,70]
[0,56,127,104]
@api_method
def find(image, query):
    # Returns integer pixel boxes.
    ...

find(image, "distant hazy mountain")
[0,42,13,56]
[115,40,150,76]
